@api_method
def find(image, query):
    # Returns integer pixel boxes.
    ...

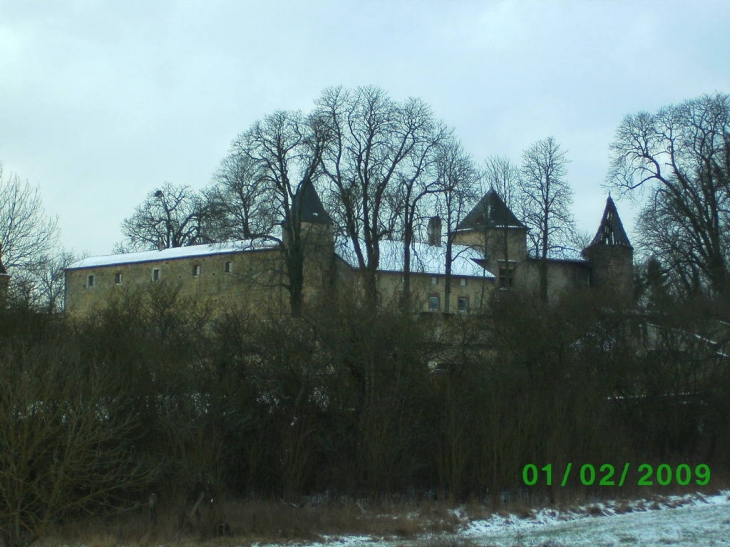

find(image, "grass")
[39,496,458,546]
[34,486,730,546]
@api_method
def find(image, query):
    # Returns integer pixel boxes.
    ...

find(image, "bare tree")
[520,137,575,301]
[120,182,211,251]
[608,93,730,298]
[230,109,330,317]
[0,164,59,274]
[10,251,77,312]
[204,151,277,240]
[435,140,481,312]
[482,155,525,285]
[393,106,451,304]
[317,86,437,306]
[483,155,521,210]
[0,337,156,546]
[0,164,64,311]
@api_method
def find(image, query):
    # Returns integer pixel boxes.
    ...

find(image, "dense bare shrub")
[0,313,156,547]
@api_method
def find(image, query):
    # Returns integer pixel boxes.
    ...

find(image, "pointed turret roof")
[584,196,633,251]
[457,189,526,231]
[292,180,332,224]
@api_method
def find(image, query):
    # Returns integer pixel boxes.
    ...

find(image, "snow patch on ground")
[256,491,730,547]
[462,490,730,546]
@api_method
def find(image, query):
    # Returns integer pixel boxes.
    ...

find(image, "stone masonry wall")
[65,248,286,316]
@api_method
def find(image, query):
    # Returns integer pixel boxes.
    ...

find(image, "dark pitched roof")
[293,180,332,224]
[584,196,633,251]
[457,189,526,231]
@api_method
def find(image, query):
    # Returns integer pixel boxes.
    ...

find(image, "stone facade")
[65,243,286,316]
[64,192,633,316]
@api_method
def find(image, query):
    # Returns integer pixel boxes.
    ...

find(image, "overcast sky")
[1,0,728,258]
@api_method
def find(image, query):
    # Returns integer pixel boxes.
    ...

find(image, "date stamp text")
[522,463,710,487]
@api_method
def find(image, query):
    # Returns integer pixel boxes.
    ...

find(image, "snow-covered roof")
[336,238,493,278]
[67,239,280,270]
[67,236,492,279]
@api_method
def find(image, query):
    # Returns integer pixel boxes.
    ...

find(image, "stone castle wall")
[65,248,286,316]
[517,259,591,301]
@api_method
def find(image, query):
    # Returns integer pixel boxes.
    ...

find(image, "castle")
[64,188,633,316]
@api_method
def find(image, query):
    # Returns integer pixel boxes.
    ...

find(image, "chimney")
[427,216,442,246]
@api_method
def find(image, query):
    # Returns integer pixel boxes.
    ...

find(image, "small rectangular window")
[115,272,122,285]
[224,261,232,273]
[87,274,95,287]
[458,297,469,314]
[428,295,439,312]
[459,278,467,287]
[152,268,160,281]
[192,264,201,277]
[499,267,514,289]
[431,276,438,286]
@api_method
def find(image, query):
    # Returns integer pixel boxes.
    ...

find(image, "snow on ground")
[290,491,730,547]
[462,491,730,546]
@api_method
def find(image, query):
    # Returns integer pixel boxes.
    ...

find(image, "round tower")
[582,196,634,302]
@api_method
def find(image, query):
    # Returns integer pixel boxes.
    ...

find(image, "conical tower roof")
[457,189,526,231]
[292,180,332,224]
[584,196,633,252]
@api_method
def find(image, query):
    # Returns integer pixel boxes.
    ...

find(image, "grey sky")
[1,0,728,257]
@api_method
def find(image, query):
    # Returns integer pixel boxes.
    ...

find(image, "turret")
[283,180,335,305]
[582,196,633,301]
[283,179,334,251]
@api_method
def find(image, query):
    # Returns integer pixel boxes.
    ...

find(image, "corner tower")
[582,196,633,301]
[290,179,333,248]
[287,180,335,306]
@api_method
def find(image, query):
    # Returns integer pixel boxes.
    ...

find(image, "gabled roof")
[293,180,332,224]
[584,196,633,251]
[456,189,526,231]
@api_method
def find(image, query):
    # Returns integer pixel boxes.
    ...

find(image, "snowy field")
[461,491,730,546]
[307,492,730,547]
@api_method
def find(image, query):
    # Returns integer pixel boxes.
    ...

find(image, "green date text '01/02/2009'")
[522,463,711,487]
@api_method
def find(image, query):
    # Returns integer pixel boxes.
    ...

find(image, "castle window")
[499,265,514,289]
[431,276,438,286]
[460,278,467,287]
[224,261,232,273]
[458,297,469,314]
[87,274,95,288]
[114,272,122,285]
[152,268,160,281]
[192,264,201,277]
[428,295,439,312]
